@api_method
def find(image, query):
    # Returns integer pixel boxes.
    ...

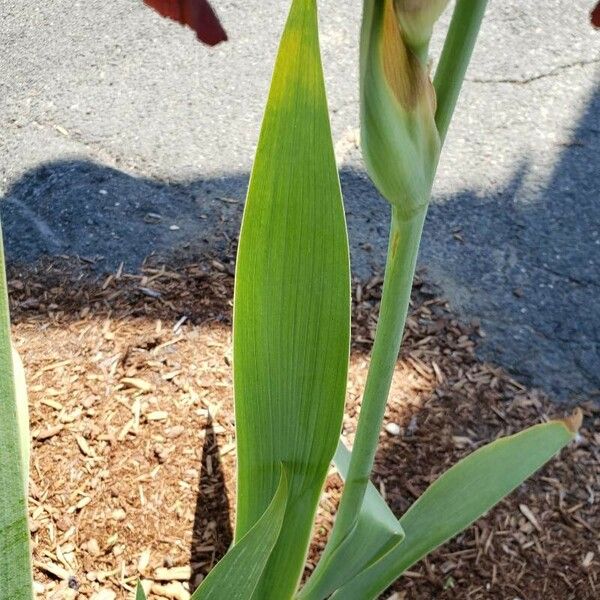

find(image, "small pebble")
[68,576,79,590]
[582,551,594,568]
[385,422,401,436]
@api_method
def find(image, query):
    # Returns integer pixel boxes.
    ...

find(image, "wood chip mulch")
[7,256,598,600]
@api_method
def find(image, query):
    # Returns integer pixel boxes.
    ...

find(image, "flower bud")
[360,0,447,217]
[395,0,449,58]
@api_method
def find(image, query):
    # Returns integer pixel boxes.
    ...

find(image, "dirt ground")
[10,255,598,600]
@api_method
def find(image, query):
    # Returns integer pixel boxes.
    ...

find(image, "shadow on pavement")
[423,82,600,399]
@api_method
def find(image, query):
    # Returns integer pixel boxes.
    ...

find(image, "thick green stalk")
[434,0,488,143]
[326,0,488,555]
[326,207,426,549]
[0,223,33,600]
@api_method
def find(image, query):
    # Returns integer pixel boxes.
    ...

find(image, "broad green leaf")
[0,223,33,600]
[330,416,581,599]
[298,441,404,600]
[233,0,351,597]
[135,581,147,600]
[192,468,288,600]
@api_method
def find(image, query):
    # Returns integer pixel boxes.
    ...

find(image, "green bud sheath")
[360,0,446,218]
[395,0,449,58]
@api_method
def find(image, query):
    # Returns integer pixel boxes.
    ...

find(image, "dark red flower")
[592,1,600,28]
[143,0,227,46]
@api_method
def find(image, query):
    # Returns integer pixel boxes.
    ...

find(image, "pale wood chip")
[147,411,169,421]
[153,566,192,581]
[36,424,64,440]
[76,435,96,457]
[152,581,190,600]
[121,377,154,392]
[34,560,70,580]
[519,504,542,533]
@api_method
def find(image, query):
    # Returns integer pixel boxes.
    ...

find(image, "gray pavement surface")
[1,1,599,402]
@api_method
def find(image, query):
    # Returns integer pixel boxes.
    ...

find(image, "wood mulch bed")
[8,255,598,600]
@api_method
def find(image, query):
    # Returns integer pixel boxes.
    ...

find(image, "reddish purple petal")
[144,0,228,46]
[592,2,600,28]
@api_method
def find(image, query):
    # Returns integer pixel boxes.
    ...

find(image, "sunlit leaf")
[233,0,351,597]
[330,416,581,599]
[135,581,147,600]
[12,349,29,493]
[191,468,288,599]
[433,0,488,142]
[298,441,404,600]
[0,223,32,600]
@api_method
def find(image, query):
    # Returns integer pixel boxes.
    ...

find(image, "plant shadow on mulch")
[189,413,232,592]
[7,256,599,600]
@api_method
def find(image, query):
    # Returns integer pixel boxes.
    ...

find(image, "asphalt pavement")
[1,0,599,401]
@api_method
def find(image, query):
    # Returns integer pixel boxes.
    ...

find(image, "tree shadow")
[189,412,233,593]
[1,85,598,400]
[0,161,388,281]
[421,81,600,399]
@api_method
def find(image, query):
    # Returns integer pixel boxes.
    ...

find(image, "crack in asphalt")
[532,261,600,290]
[467,58,600,85]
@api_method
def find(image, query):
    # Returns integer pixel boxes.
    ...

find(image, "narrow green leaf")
[233,0,350,597]
[298,441,405,600]
[433,0,488,144]
[192,468,288,600]
[135,581,147,600]
[330,416,580,599]
[0,222,33,600]
[12,349,29,492]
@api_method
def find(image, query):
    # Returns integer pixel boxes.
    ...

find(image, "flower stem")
[434,0,488,144]
[312,0,488,580]
[327,206,426,548]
